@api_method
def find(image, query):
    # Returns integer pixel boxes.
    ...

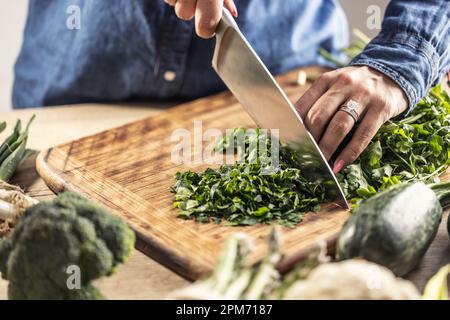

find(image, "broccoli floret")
[0,192,135,300]
[53,192,135,267]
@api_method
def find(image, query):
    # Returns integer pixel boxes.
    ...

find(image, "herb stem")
[399,112,426,124]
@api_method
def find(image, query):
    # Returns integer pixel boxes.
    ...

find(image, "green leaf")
[429,135,443,156]
[251,206,269,217]
[362,140,382,169]
[356,186,377,198]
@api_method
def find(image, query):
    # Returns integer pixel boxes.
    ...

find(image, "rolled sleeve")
[349,0,450,113]
[350,32,439,112]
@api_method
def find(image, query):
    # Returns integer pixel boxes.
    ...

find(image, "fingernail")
[333,159,345,174]
[231,2,238,17]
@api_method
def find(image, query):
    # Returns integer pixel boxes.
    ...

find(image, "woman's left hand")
[295,66,408,173]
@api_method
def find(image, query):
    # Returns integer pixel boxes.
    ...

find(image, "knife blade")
[212,9,348,208]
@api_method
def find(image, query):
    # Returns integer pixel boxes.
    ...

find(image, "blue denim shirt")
[12,0,348,108]
[12,0,450,111]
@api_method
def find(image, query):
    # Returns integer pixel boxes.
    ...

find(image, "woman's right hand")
[164,0,238,39]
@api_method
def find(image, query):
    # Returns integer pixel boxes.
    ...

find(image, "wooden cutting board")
[34,67,355,279]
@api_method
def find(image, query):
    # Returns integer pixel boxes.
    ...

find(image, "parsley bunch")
[338,85,450,203]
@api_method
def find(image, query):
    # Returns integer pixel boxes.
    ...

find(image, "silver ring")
[339,100,361,123]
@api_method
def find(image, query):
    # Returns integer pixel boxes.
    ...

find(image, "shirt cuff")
[349,32,439,113]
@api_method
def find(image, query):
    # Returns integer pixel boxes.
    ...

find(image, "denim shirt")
[12,0,450,111]
[12,0,348,108]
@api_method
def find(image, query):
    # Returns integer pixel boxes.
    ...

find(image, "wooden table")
[0,100,449,300]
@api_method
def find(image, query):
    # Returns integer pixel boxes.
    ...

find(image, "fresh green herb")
[173,132,324,226]
[338,85,450,203]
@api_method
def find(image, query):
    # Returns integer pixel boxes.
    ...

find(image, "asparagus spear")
[168,233,253,300]
[208,233,252,294]
[243,229,282,299]
[168,230,282,300]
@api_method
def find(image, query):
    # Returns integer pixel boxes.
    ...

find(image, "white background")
[0,0,388,112]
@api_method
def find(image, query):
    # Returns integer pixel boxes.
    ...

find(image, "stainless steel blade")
[212,9,348,208]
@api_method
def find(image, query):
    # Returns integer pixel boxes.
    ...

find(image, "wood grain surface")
[35,67,450,281]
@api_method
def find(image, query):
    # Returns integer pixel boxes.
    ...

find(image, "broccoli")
[0,192,135,300]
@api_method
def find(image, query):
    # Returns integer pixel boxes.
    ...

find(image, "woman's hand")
[164,0,238,39]
[295,66,408,173]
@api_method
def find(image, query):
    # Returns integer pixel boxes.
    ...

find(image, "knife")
[212,9,349,209]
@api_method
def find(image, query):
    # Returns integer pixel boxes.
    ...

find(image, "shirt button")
[164,70,176,82]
